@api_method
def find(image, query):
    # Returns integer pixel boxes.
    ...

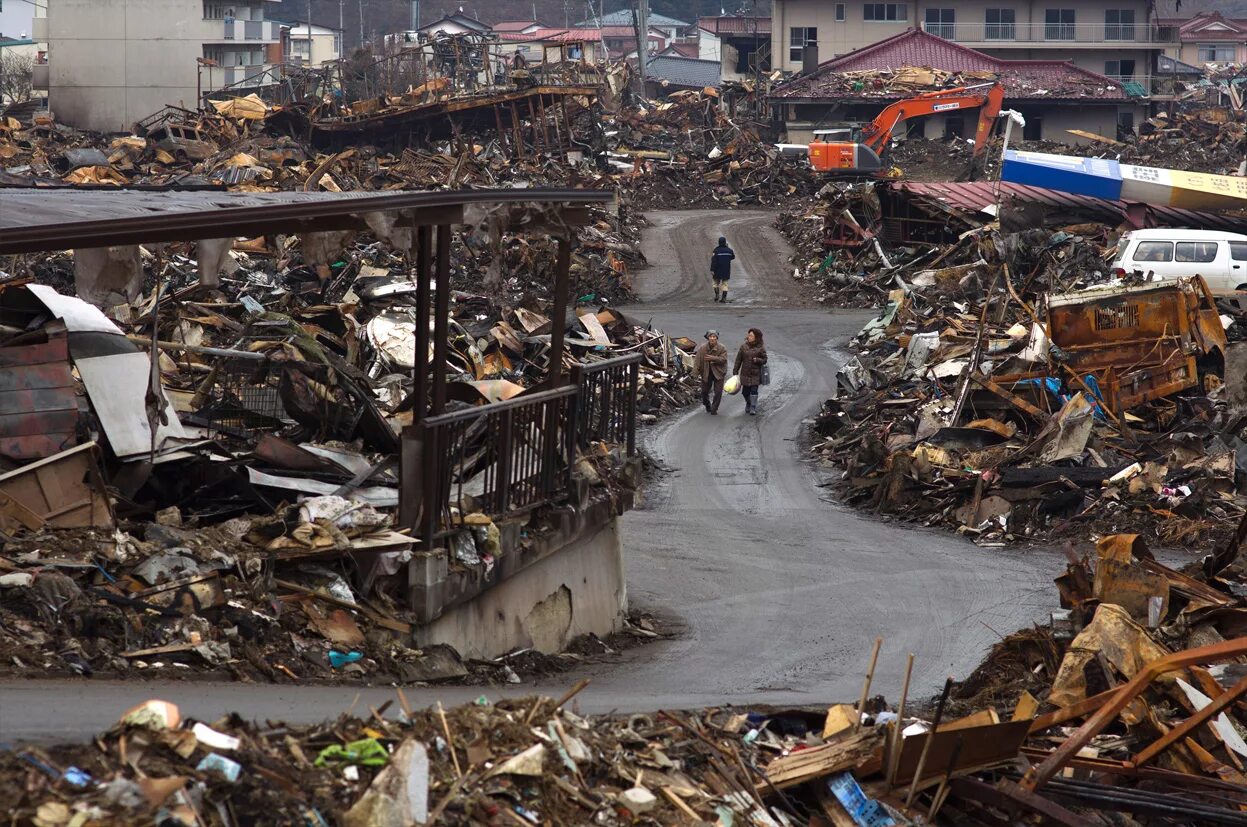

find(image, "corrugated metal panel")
[0,336,81,462]
[891,181,1247,233]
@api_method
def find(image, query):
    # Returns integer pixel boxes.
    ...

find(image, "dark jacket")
[733,341,768,386]
[694,341,729,382]
[711,242,735,280]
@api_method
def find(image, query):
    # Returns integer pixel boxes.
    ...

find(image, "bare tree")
[0,52,35,106]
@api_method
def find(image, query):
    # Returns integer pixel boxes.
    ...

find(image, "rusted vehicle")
[998,276,1226,415]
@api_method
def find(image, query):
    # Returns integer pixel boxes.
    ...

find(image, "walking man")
[694,329,728,414]
[710,236,735,303]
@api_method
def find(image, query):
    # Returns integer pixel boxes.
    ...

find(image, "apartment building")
[771,0,1158,88]
[1155,12,1247,66]
[279,21,342,66]
[37,0,283,133]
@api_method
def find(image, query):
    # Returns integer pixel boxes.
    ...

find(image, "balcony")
[920,21,1157,47]
[207,19,281,43]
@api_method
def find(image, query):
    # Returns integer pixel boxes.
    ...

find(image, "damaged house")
[769,29,1145,146]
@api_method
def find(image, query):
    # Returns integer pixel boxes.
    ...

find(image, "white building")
[37,0,284,133]
[279,20,342,65]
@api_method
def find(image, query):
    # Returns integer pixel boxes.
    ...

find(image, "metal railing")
[920,21,1155,43]
[421,386,578,540]
[416,353,641,545]
[571,353,641,455]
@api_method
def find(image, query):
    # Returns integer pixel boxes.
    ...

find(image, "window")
[1117,110,1134,137]
[864,4,907,22]
[1176,241,1218,263]
[1231,242,1247,261]
[1104,59,1135,79]
[788,26,816,62]
[1199,43,1236,62]
[985,8,1015,40]
[204,2,228,18]
[1104,9,1135,41]
[835,3,845,21]
[1044,9,1075,41]
[1023,115,1042,140]
[924,8,955,39]
[1134,241,1173,262]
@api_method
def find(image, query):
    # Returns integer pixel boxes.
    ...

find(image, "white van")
[1112,229,1247,293]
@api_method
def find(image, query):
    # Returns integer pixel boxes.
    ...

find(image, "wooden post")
[414,225,433,425]
[855,637,883,733]
[884,653,915,793]
[431,224,451,416]
[906,677,954,808]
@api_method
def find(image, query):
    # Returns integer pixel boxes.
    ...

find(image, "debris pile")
[14,527,1247,826]
[611,90,820,209]
[809,234,1242,546]
[0,249,693,681]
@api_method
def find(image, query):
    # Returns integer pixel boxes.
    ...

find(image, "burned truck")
[996,276,1227,416]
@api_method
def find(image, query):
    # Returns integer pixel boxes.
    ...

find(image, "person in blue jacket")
[710,236,735,303]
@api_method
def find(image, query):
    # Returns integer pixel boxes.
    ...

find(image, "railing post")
[420,421,439,548]
[496,408,514,514]
[627,359,638,456]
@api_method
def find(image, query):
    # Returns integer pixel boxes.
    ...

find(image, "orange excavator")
[808,82,1005,176]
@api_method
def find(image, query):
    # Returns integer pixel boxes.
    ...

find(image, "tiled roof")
[586,10,690,27]
[771,29,1127,102]
[600,25,669,37]
[696,16,771,35]
[491,20,540,31]
[662,42,700,58]
[1156,13,1247,39]
[646,56,722,88]
[499,27,603,42]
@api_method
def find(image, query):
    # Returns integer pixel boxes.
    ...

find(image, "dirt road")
[0,210,1063,744]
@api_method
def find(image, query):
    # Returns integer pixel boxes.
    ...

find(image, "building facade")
[1155,13,1247,66]
[769,29,1142,146]
[39,0,283,132]
[280,21,342,65]
[771,0,1157,88]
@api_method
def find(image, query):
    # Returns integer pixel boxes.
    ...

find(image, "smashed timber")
[310,86,597,148]
[999,465,1131,487]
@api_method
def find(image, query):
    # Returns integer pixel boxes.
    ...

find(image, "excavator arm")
[859,83,1005,155]
[808,82,1005,176]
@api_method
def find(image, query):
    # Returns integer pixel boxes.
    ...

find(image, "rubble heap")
[0,235,697,682]
[786,179,1247,548]
[11,529,1247,825]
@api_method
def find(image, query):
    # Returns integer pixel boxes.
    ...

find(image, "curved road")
[0,211,1060,743]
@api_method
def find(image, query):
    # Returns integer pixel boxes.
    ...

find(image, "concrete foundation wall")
[420,517,627,660]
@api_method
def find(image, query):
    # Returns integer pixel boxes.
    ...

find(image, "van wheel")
[1237,284,1247,292]
[1198,349,1226,394]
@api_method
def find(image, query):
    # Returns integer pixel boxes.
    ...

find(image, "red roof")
[491,20,541,32]
[663,42,700,57]
[1156,12,1247,39]
[772,29,1127,102]
[500,27,603,42]
[696,16,771,35]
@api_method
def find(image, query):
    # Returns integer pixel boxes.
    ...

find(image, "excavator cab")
[808,128,884,174]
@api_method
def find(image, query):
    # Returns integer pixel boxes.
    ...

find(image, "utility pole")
[359,0,365,47]
[308,0,315,62]
[635,0,648,82]
[340,0,345,40]
[411,0,419,30]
